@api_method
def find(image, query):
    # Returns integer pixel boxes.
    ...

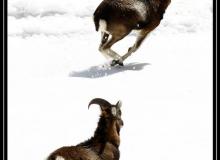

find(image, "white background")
[8,0,213,160]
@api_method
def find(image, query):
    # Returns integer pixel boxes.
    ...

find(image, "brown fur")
[47,98,123,160]
[93,0,171,65]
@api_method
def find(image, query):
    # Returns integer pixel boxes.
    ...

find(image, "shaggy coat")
[94,0,171,31]
[93,0,171,66]
[47,98,123,160]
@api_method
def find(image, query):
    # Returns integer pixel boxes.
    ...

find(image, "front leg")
[122,20,161,61]
[121,33,147,61]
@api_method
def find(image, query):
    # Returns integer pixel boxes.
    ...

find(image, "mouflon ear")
[116,100,122,108]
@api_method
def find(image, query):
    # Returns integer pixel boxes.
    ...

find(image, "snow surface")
[8,0,213,160]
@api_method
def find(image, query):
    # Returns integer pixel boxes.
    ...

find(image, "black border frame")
[3,0,8,160]
[213,0,217,159]
[3,0,217,160]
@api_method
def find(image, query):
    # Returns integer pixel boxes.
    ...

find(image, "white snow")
[8,0,213,160]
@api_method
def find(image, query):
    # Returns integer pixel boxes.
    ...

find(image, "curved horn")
[88,98,112,110]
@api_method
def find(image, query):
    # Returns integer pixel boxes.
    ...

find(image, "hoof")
[111,60,124,66]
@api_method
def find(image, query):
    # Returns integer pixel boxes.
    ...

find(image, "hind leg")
[101,32,109,45]
[99,32,130,66]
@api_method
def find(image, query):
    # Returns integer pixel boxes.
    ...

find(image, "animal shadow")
[69,62,150,78]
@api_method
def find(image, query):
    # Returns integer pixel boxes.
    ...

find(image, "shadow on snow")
[69,62,150,78]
